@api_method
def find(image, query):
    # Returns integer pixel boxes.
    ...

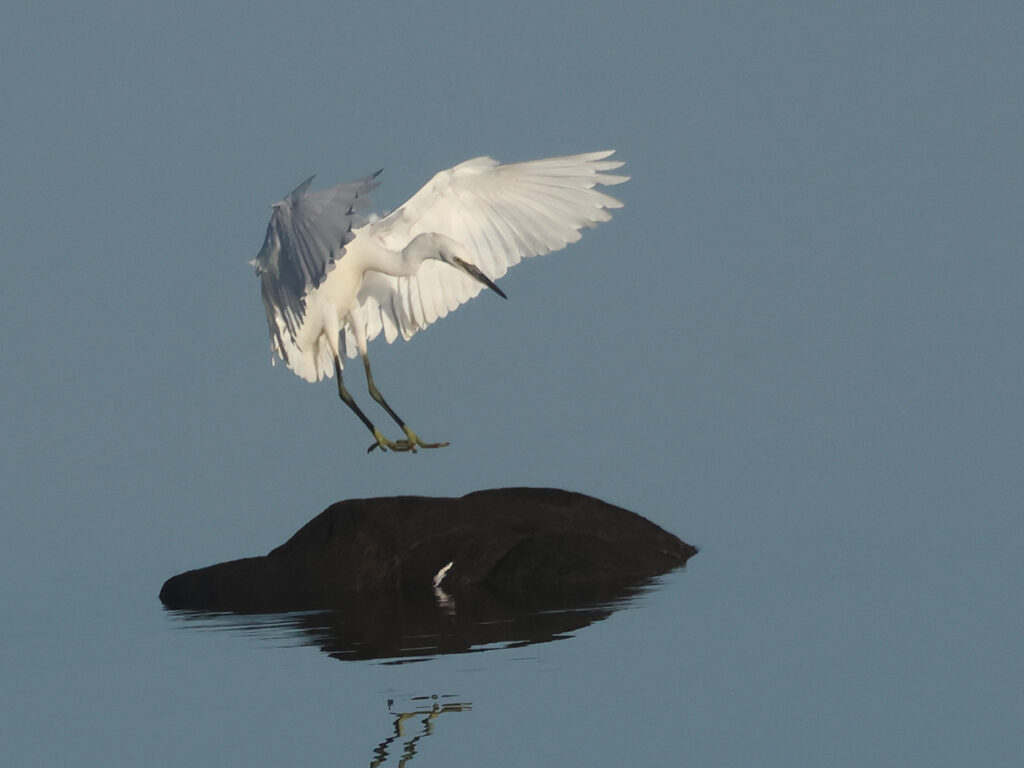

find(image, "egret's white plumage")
[253,150,627,452]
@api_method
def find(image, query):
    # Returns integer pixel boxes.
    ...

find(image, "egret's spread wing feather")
[358,151,626,345]
[255,171,381,361]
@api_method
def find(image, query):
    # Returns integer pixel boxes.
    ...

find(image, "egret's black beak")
[453,257,508,299]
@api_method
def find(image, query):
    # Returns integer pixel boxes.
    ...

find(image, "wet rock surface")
[159,487,697,613]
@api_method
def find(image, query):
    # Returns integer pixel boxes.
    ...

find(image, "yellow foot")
[367,430,416,454]
[402,426,450,450]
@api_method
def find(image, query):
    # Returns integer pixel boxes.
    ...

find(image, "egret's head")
[440,250,508,299]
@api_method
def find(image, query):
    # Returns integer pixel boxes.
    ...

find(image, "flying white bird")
[253,151,627,453]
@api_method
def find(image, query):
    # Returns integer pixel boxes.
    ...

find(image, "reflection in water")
[166,579,661,664]
[370,695,471,767]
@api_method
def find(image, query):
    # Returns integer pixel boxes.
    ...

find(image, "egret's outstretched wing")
[254,171,381,362]
[350,151,627,350]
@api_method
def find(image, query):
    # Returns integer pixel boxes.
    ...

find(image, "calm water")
[4,2,1023,765]
[4,509,1019,767]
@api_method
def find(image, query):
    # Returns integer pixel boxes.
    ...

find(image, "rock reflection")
[166,580,657,664]
[371,695,470,767]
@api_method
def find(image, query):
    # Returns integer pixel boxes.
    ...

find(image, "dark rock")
[159,487,696,612]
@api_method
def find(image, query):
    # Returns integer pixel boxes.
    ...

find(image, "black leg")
[362,354,449,449]
[334,357,412,453]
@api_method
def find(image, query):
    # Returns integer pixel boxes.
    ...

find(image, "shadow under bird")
[253,151,627,452]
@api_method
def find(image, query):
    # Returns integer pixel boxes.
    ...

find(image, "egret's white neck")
[362,232,464,279]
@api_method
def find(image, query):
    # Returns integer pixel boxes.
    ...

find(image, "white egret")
[253,151,627,453]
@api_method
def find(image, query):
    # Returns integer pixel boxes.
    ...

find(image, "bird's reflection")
[370,694,470,767]
[167,579,658,664]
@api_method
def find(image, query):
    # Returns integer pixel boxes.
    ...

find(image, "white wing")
[255,171,381,364]
[345,151,627,352]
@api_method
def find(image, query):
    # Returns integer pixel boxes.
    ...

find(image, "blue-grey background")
[2,1,1022,765]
